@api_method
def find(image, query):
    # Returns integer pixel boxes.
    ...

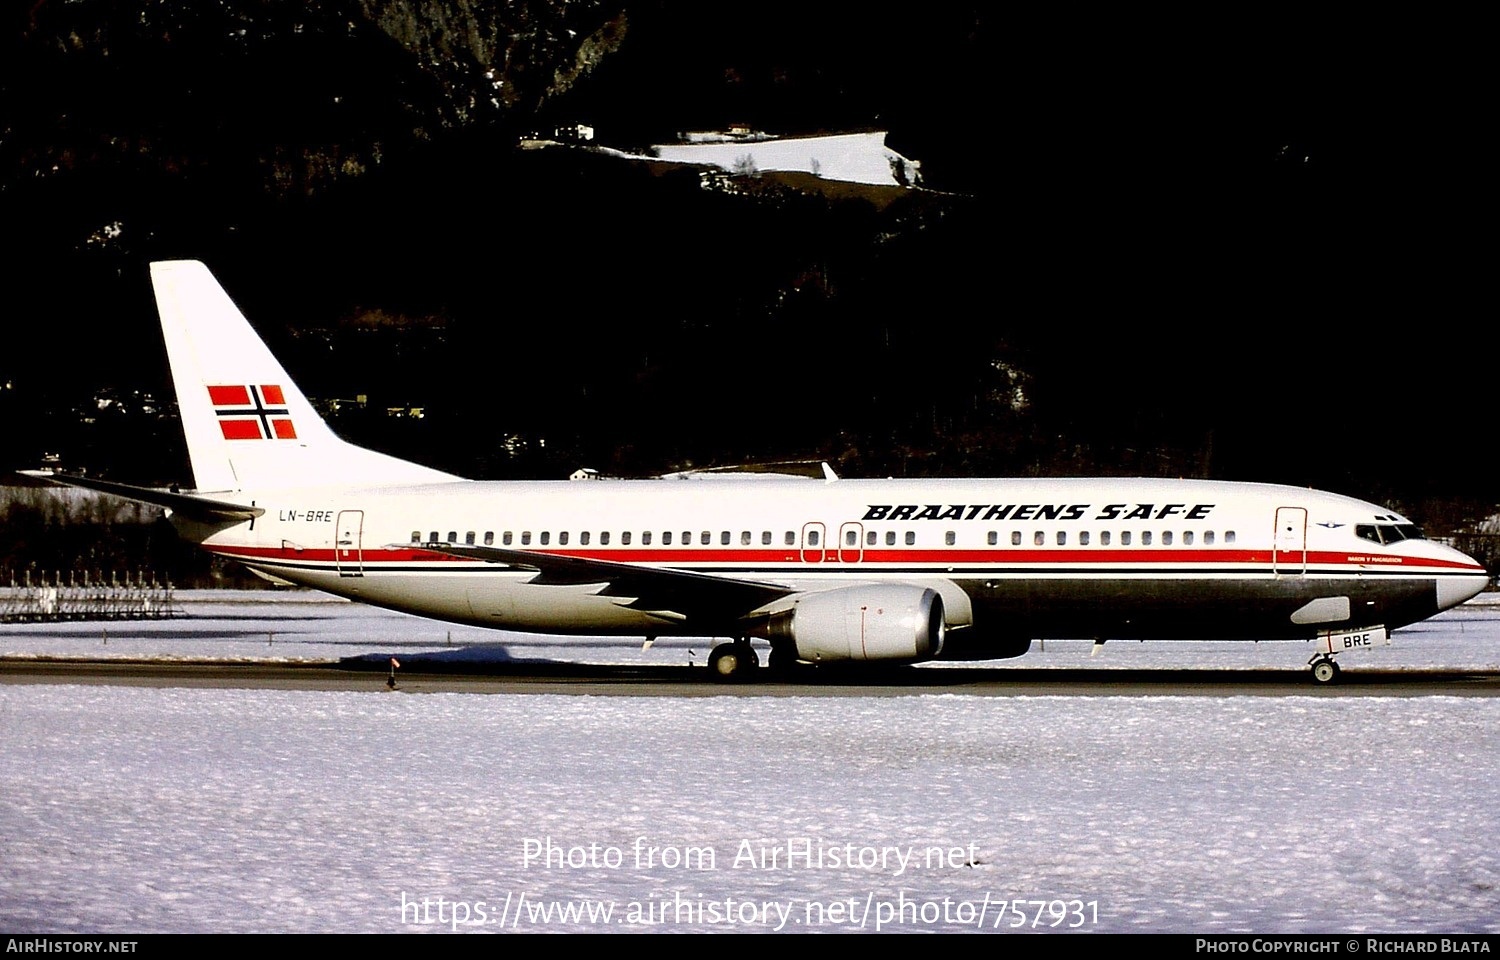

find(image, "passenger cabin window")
[988,531,998,545]
[1225,531,1236,544]
[887,531,897,546]
[720,531,730,546]
[763,532,773,546]
[643,532,652,545]
[662,532,673,545]
[905,531,916,546]
[621,532,632,546]
[847,530,859,546]
[521,532,531,545]
[484,532,494,546]
[808,531,820,546]
[1011,531,1022,546]
[701,531,711,545]
[1204,531,1214,545]
[784,532,795,546]
[428,531,438,543]
[581,532,591,545]
[503,532,513,546]
[1100,531,1111,545]
[411,531,420,543]
[1056,531,1066,545]
[539,532,550,545]
[1080,531,1090,545]
[742,531,752,546]
[1142,531,1152,545]
[601,532,611,545]
[1161,531,1172,546]
[945,531,956,546]
[867,531,878,546]
[1121,532,1132,545]
[1182,531,1193,545]
[447,531,457,543]
[559,532,569,545]
[465,531,475,545]
[1033,531,1045,546]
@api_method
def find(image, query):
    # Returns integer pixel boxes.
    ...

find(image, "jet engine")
[765,585,945,662]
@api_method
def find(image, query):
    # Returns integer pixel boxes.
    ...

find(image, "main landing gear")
[707,639,760,682]
[1309,655,1342,685]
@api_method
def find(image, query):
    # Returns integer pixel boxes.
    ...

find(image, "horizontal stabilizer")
[18,472,263,524]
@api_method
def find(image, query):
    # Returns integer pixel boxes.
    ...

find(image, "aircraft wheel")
[1311,659,1340,684]
[708,643,758,682]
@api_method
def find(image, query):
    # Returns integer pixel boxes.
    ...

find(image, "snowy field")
[1,592,1498,934]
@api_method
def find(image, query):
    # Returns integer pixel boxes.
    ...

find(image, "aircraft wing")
[413,542,796,625]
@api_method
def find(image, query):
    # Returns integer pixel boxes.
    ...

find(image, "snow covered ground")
[649,131,919,187]
[1,592,1498,933]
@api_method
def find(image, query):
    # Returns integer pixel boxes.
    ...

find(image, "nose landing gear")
[1309,655,1342,685]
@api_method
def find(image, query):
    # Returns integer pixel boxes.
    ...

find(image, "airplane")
[33,259,1492,683]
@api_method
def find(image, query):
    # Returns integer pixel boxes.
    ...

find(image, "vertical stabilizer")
[151,260,459,492]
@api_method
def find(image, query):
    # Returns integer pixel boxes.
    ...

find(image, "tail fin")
[151,260,459,492]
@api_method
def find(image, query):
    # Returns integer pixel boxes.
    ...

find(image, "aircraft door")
[800,522,826,563]
[336,509,364,578]
[838,522,864,563]
[1273,506,1307,576]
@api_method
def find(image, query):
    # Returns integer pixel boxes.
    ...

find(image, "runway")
[3,588,1500,697]
[4,656,1499,697]
[2,585,1500,696]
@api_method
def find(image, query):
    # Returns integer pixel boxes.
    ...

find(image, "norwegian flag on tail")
[208,384,298,440]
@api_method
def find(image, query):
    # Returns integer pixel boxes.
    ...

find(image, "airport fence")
[0,569,180,622]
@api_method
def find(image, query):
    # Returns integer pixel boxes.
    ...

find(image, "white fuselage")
[185,475,1489,653]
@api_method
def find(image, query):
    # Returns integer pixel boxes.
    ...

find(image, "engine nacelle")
[934,629,1032,661]
[766,585,945,662]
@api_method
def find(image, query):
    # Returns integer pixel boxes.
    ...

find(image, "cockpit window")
[1355,523,1426,545]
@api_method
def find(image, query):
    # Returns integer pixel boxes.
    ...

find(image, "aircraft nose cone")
[1437,572,1491,611]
